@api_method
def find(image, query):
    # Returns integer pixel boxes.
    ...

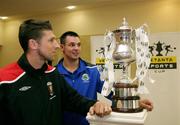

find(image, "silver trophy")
[101,18,151,113]
[113,18,135,84]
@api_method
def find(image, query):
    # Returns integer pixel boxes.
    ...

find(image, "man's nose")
[54,41,60,49]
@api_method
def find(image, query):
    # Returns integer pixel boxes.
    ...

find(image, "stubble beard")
[38,49,53,63]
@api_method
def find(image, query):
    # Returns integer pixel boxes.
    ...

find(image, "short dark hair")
[18,19,52,52]
[60,31,79,44]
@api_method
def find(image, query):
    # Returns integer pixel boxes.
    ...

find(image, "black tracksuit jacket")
[0,54,96,125]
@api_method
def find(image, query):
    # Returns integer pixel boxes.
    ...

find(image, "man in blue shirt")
[56,31,153,125]
[57,31,104,125]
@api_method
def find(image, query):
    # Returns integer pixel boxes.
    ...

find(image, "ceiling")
[0,0,148,19]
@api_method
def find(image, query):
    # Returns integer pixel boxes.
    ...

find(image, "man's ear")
[60,44,65,52]
[28,39,38,50]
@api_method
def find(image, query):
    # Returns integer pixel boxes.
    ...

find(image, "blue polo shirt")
[57,58,104,125]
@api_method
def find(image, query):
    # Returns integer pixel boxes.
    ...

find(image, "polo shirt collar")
[57,58,87,75]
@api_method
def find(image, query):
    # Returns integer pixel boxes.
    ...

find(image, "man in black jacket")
[0,19,112,125]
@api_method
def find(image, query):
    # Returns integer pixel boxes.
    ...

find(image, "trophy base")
[113,82,138,88]
[112,107,143,113]
[112,83,142,113]
[112,96,142,113]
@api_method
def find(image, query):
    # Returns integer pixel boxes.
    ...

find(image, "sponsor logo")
[19,86,31,91]
[149,41,177,73]
[96,58,123,69]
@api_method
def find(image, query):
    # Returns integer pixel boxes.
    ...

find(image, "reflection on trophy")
[101,18,151,113]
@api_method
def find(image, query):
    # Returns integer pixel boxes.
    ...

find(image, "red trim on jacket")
[47,65,54,71]
[0,63,24,83]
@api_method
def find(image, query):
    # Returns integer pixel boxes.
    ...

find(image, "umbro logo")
[19,86,32,91]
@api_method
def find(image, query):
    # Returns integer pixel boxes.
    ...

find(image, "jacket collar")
[18,53,48,76]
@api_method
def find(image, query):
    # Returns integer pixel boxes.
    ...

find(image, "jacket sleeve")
[59,75,97,116]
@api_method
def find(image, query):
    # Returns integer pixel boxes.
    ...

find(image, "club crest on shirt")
[47,82,56,99]
[82,73,90,82]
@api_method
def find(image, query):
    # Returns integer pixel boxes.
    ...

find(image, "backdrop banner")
[90,32,180,125]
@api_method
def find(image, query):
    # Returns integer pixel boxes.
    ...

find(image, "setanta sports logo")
[149,41,177,69]
[95,57,123,69]
[95,47,123,69]
[95,40,177,71]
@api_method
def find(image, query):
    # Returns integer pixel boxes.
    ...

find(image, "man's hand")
[139,99,153,111]
[89,101,112,117]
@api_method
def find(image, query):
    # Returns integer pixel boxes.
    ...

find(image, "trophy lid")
[119,18,131,30]
[113,18,132,33]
